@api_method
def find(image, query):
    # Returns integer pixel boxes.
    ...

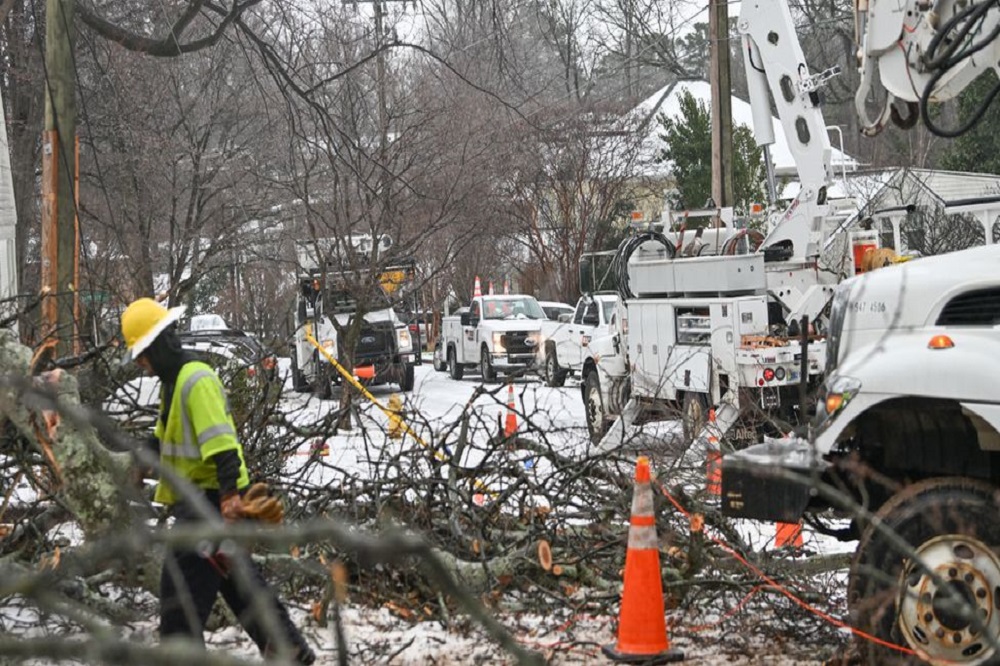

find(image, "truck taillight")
[763,368,775,382]
[247,367,256,378]
[262,356,276,370]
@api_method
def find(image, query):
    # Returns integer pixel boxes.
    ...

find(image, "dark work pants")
[159,494,311,658]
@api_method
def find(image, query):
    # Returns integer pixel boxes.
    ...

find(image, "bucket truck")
[290,235,419,398]
[581,0,867,448]
[719,1,1000,663]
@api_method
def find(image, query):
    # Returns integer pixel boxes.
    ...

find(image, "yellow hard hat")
[120,298,187,360]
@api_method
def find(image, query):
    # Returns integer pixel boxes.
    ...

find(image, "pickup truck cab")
[440,295,545,382]
[538,293,619,387]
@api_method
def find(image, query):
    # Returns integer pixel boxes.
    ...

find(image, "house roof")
[632,80,857,179]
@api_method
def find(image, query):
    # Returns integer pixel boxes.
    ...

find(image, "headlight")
[493,332,506,352]
[822,375,861,418]
[397,328,413,351]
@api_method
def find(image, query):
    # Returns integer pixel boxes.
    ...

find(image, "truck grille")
[354,323,395,358]
[502,331,536,355]
[936,288,1000,326]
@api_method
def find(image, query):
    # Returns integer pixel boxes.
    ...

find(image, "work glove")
[240,482,285,524]
[220,491,245,522]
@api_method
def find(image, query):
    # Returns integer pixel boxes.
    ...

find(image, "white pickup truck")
[537,293,619,387]
[439,295,545,382]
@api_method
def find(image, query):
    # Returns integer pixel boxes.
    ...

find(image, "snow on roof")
[783,168,1000,208]
[632,80,857,179]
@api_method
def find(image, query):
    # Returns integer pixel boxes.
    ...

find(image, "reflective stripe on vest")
[159,369,217,460]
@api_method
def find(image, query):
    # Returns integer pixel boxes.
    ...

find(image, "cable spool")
[611,231,675,299]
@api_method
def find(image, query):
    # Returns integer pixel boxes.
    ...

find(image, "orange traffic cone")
[473,275,482,298]
[775,521,804,549]
[504,384,518,437]
[603,457,684,663]
[488,280,495,295]
[705,409,721,496]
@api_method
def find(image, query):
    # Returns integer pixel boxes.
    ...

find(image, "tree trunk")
[0,330,132,539]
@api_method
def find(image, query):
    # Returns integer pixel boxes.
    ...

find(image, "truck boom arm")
[855,0,1000,137]
[739,0,836,262]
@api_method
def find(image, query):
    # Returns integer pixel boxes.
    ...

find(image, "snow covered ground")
[5,357,860,664]
[262,359,857,664]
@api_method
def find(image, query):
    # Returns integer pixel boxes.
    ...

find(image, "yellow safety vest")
[153,361,249,505]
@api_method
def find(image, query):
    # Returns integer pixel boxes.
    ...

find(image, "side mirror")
[558,313,572,323]
[460,313,471,326]
[582,313,599,326]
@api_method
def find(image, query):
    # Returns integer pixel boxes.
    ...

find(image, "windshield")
[600,299,617,324]
[482,297,546,320]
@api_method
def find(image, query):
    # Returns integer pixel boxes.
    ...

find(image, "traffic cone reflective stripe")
[504,384,518,437]
[603,457,684,663]
[775,521,804,549]
[705,409,721,495]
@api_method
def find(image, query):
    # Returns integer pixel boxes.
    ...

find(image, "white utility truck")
[290,235,418,398]
[714,0,1000,663]
[580,0,869,447]
[537,293,619,387]
[440,294,545,382]
[723,245,1000,664]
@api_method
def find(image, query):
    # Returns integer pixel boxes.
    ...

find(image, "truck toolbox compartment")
[629,254,766,296]
[721,438,825,522]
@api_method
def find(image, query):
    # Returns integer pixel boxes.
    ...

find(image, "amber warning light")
[927,335,954,350]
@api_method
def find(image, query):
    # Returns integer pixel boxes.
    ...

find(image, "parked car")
[400,311,433,353]
[106,324,279,427]
[538,301,575,322]
[180,327,279,384]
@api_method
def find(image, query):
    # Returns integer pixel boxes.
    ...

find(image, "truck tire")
[682,392,709,442]
[290,348,310,393]
[399,364,415,392]
[544,348,567,388]
[433,347,446,372]
[313,355,334,401]
[584,371,607,444]
[847,477,1000,665]
[448,347,464,380]
[480,346,497,383]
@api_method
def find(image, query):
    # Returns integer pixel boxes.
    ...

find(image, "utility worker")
[121,297,315,664]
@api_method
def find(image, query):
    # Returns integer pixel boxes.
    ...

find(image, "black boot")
[295,645,316,665]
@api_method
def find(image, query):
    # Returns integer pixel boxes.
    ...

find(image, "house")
[625,80,858,223]
[832,168,1000,256]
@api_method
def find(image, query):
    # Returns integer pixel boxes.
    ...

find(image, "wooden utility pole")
[709,0,734,209]
[41,0,78,356]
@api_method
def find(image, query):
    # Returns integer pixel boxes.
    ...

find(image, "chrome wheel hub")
[897,535,1000,664]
